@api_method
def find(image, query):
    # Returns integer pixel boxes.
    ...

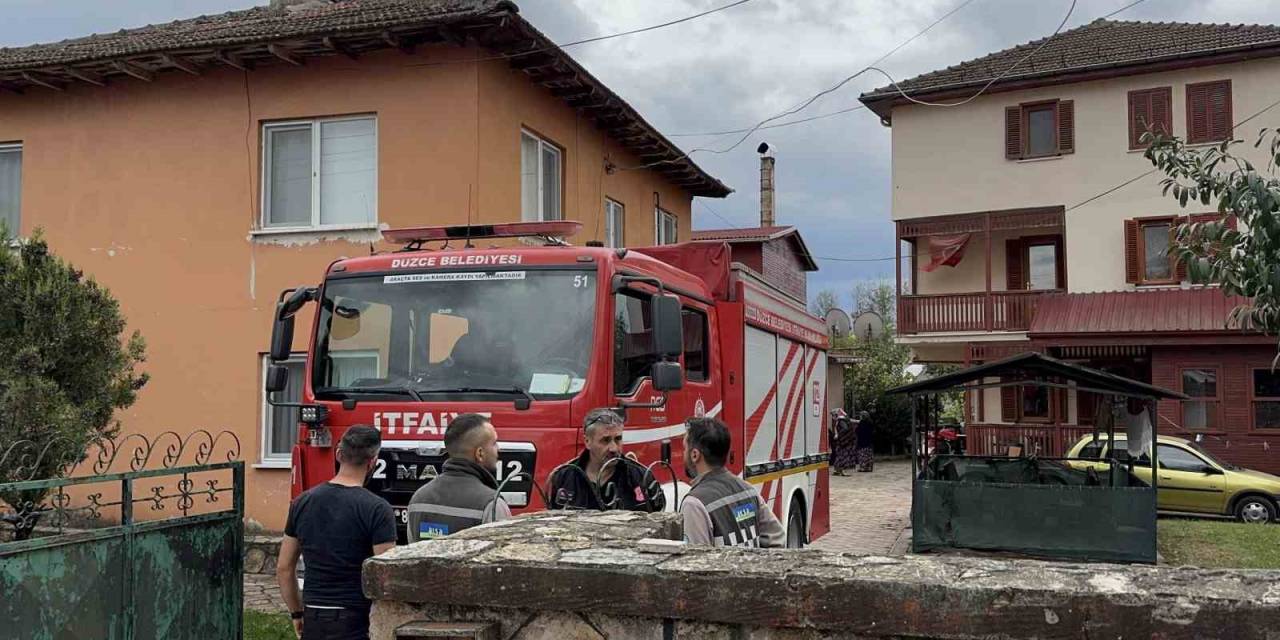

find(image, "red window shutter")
[1057,100,1074,154]
[1151,87,1172,137]
[1173,216,1188,282]
[1209,81,1232,142]
[1187,84,1209,143]
[1078,390,1097,425]
[1188,81,1230,144]
[1124,219,1141,283]
[1131,88,1172,149]
[1001,383,1018,422]
[1005,106,1023,159]
[1054,387,1068,424]
[1005,239,1025,290]
[1128,90,1151,149]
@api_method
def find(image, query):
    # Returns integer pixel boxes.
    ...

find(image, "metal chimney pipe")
[758,142,776,227]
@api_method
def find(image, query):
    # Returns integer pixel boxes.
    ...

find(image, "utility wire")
[864,0,1078,109]
[622,0,1080,171]
[1066,92,1280,212]
[407,0,756,68]
[666,0,982,158]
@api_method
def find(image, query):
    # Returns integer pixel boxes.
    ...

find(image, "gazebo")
[890,353,1187,563]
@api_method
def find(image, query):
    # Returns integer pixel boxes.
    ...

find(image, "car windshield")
[314,269,596,399]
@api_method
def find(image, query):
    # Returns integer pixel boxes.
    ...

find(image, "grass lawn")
[245,610,295,640]
[1158,518,1280,569]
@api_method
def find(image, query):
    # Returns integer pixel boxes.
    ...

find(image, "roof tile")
[1029,288,1251,336]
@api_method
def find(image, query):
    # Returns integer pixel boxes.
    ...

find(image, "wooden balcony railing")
[965,424,1094,458]
[899,290,1054,334]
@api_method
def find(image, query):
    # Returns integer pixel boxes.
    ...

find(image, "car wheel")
[786,499,806,549]
[1235,495,1276,524]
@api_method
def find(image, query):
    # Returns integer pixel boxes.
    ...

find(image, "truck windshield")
[314,269,596,400]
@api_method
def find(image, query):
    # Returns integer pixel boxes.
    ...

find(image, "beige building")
[0,0,728,529]
[859,19,1280,476]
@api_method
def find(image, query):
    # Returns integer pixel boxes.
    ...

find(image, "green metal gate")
[1,431,244,639]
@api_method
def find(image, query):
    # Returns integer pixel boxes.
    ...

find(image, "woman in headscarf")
[829,409,857,476]
[854,410,875,472]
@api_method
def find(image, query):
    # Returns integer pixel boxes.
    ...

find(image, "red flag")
[921,233,971,272]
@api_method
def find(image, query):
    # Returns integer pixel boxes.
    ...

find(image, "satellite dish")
[851,311,886,340]
[824,308,851,339]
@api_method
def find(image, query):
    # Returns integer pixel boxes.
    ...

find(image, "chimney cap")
[757,142,776,157]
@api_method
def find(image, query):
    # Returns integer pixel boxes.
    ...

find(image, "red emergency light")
[383,221,582,245]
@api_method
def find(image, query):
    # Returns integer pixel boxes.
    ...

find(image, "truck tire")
[1235,495,1276,524]
[786,497,807,549]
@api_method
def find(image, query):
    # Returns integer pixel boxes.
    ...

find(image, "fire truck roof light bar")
[382,221,583,246]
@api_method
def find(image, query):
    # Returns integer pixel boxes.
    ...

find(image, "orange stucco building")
[0,0,728,529]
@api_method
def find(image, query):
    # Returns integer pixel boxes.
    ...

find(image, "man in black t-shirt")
[277,425,396,640]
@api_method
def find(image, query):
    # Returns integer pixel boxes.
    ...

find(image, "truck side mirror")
[265,364,290,394]
[651,361,684,392]
[269,309,296,362]
[651,294,683,358]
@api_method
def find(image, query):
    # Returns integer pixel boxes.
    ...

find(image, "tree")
[1146,130,1280,345]
[852,279,896,326]
[0,232,148,539]
[810,289,840,318]
[840,281,913,452]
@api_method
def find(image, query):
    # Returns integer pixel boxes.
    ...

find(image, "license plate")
[371,446,536,506]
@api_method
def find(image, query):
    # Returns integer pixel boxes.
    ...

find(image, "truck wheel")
[785,498,807,549]
[1235,495,1276,524]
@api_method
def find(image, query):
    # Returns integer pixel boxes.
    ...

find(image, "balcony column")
[984,212,993,331]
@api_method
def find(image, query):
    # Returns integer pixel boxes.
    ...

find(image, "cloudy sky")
[2,0,1276,307]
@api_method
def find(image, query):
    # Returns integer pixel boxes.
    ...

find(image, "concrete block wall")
[363,511,1280,639]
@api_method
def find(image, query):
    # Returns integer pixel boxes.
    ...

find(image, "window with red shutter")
[1187,80,1232,144]
[1000,383,1017,422]
[1126,216,1180,285]
[1128,87,1172,149]
[1006,100,1074,159]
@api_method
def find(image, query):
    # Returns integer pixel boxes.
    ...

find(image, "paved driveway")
[810,458,912,555]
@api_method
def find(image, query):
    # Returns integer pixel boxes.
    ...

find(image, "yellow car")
[1065,434,1280,524]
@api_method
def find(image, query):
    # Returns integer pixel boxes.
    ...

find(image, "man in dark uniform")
[276,425,397,640]
[548,408,664,511]
[405,413,510,541]
[679,417,784,548]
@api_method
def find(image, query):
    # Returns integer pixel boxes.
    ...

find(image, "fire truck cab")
[267,221,831,546]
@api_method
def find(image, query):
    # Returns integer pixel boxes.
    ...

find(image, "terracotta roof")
[690,225,818,271]
[1028,288,1252,336]
[690,226,793,242]
[860,19,1280,119]
[0,0,502,69]
[0,0,730,198]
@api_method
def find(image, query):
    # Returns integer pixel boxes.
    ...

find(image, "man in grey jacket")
[406,413,510,541]
[679,417,785,548]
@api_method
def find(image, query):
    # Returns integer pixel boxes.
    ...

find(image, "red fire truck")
[266,221,831,546]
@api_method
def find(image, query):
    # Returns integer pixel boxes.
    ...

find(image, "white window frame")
[521,129,563,222]
[260,115,378,232]
[327,349,382,386]
[0,143,22,236]
[655,208,678,245]
[258,354,305,468]
[604,198,625,248]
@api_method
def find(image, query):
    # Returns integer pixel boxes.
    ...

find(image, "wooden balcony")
[965,423,1094,458]
[899,290,1053,334]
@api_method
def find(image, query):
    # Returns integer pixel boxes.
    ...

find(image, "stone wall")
[363,511,1280,639]
[244,535,282,575]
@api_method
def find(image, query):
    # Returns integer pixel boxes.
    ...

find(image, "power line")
[696,200,742,229]
[864,0,1079,109]
[407,0,757,68]
[669,104,867,138]
[1066,92,1280,212]
[620,0,981,167]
